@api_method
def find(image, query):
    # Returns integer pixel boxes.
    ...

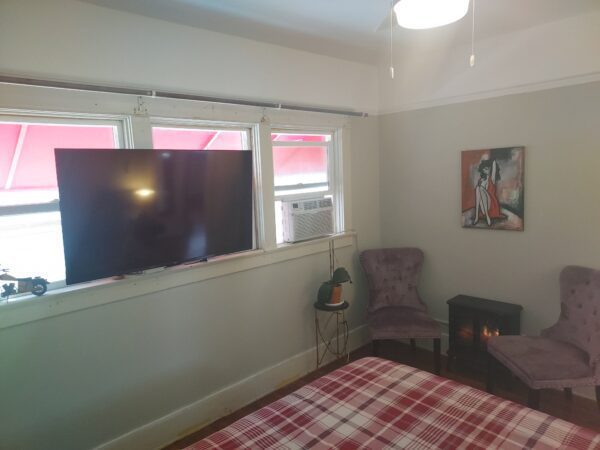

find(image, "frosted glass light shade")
[394,0,470,29]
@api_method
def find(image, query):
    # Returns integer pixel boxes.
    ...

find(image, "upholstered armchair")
[487,265,600,410]
[359,248,441,375]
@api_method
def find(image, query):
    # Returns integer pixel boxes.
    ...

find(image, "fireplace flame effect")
[481,325,500,341]
[458,325,500,343]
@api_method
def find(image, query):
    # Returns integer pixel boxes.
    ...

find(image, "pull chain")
[390,1,395,79]
[470,0,476,67]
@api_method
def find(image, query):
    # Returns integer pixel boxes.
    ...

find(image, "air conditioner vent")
[282,197,334,243]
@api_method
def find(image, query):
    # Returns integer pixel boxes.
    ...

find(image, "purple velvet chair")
[359,248,441,375]
[487,265,600,410]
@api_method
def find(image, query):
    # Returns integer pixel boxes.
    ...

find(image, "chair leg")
[410,338,417,354]
[486,353,495,394]
[596,386,600,410]
[564,388,573,401]
[372,339,380,357]
[433,338,441,375]
[528,388,540,410]
[446,349,453,373]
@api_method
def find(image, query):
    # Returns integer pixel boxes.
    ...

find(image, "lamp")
[317,272,352,306]
[393,0,470,30]
[316,241,353,306]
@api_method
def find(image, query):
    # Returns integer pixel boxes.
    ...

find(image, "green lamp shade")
[331,267,352,284]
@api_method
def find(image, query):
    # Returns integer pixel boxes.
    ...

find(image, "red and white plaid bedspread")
[187,357,600,449]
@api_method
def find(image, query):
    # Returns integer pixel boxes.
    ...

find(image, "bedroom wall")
[0,1,382,449]
[379,80,600,335]
[0,0,379,114]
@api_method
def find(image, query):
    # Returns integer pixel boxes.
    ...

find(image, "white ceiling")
[79,0,600,64]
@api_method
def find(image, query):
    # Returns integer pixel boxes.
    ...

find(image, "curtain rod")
[0,75,368,118]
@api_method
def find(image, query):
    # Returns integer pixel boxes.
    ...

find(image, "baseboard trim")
[95,324,370,450]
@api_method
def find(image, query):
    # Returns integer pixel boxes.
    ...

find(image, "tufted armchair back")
[359,248,427,313]
[542,265,600,368]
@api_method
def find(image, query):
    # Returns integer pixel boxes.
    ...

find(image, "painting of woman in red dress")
[461,147,524,231]
[474,158,503,226]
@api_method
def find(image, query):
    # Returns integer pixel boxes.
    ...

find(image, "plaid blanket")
[188,357,600,449]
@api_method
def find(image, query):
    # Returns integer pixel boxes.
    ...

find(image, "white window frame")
[150,117,263,250]
[271,126,344,236]
[0,87,355,328]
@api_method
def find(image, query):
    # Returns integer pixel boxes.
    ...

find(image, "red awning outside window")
[271,133,329,184]
[0,124,20,188]
[152,128,245,150]
[0,123,117,192]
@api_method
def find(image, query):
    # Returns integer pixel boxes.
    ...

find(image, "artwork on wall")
[461,147,525,231]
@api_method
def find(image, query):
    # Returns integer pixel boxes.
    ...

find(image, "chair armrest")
[540,323,560,339]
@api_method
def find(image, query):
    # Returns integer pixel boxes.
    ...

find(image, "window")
[0,106,344,302]
[271,131,338,243]
[0,115,125,286]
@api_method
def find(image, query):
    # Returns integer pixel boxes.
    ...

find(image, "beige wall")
[349,116,381,250]
[0,0,379,113]
[379,81,600,333]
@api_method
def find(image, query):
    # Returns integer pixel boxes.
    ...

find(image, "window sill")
[0,232,355,330]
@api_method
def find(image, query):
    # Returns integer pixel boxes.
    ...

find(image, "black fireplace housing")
[447,295,522,371]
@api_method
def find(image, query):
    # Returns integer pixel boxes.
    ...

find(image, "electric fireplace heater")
[447,295,522,372]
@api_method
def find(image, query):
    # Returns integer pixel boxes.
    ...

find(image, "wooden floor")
[164,341,600,449]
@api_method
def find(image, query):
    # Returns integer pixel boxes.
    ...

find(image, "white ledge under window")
[0,233,355,330]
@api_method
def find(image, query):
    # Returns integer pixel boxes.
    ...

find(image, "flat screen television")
[55,149,253,285]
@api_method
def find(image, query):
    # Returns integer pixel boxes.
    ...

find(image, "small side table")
[314,301,350,368]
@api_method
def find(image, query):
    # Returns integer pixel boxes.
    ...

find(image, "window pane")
[271,132,336,244]
[272,145,328,188]
[0,124,20,188]
[0,121,120,287]
[271,133,331,143]
[0,212,64,283]
[0,123,117,206]
[152,127,247,150]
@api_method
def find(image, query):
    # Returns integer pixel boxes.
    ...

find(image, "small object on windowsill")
[0,266,48,300]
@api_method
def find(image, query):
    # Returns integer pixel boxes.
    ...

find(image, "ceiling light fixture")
[394,0,470,30]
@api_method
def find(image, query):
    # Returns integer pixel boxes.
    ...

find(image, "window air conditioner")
[282,197,334,243]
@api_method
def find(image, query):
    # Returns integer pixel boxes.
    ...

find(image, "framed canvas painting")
[461,147,525,231]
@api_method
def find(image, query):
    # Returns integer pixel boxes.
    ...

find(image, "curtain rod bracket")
[133,96,148,116]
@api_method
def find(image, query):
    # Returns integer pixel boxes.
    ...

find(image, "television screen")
[55,149,253,285]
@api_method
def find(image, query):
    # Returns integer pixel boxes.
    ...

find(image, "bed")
[187,357,600,449]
